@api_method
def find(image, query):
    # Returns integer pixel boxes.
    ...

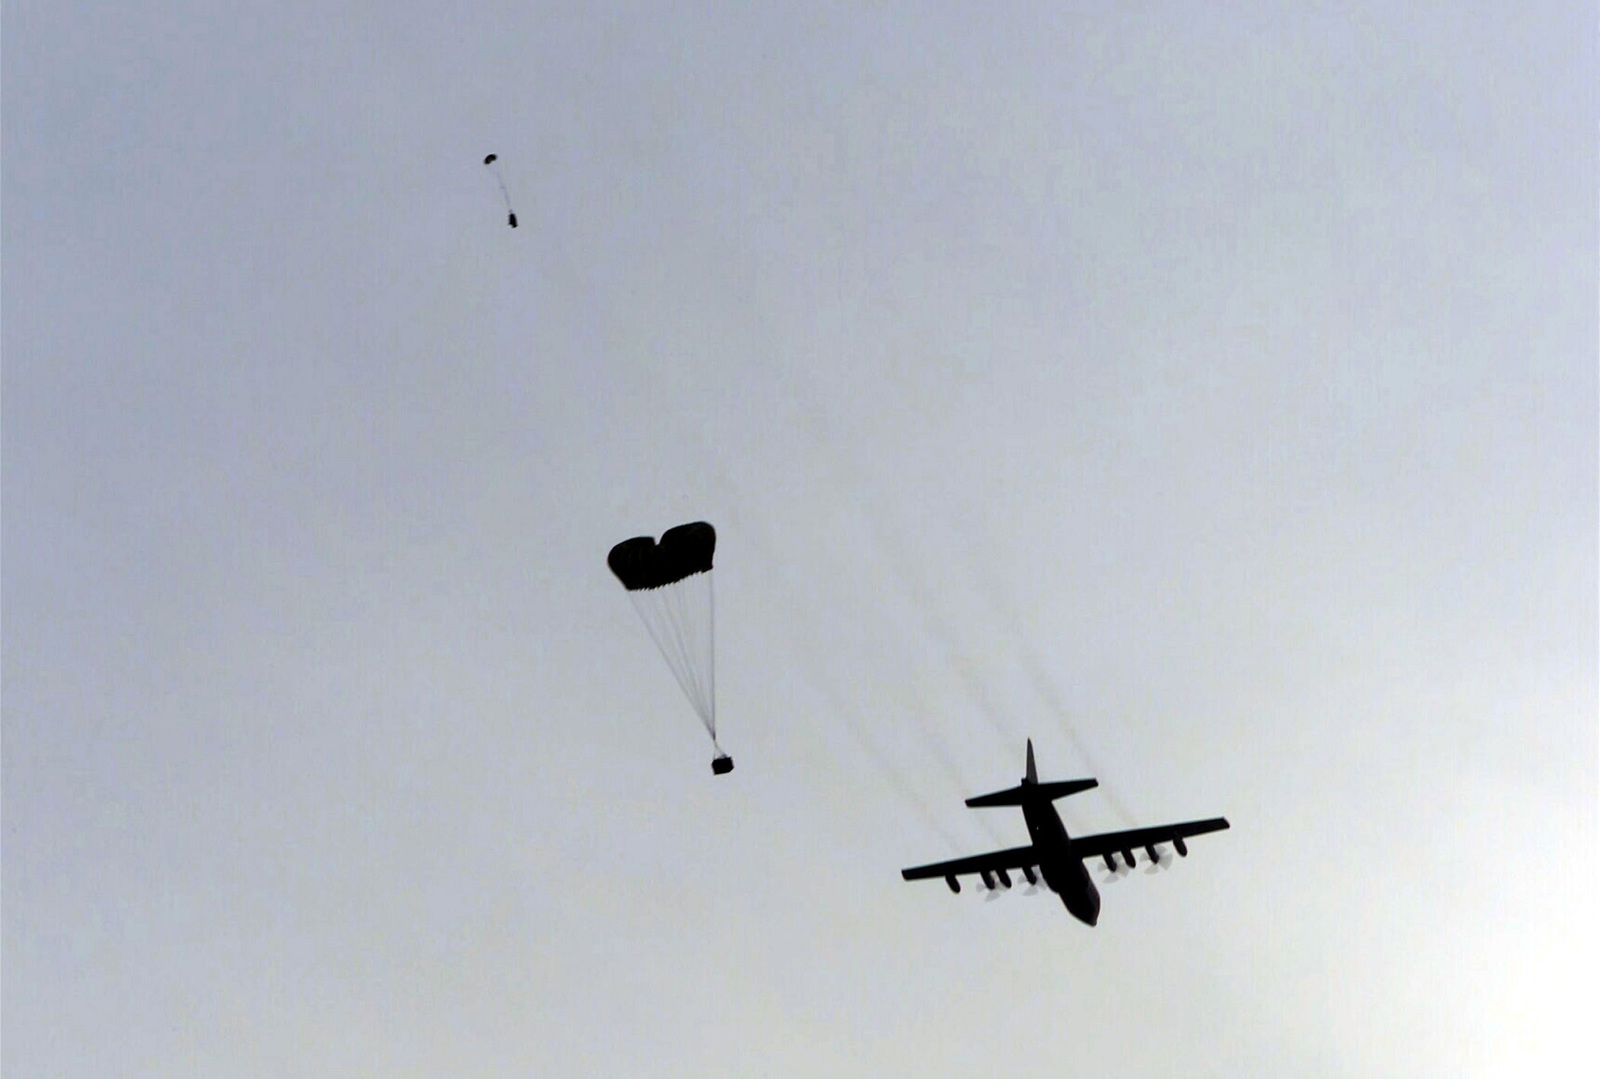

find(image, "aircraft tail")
[966,778,1098,807]
[965,740,1097,807]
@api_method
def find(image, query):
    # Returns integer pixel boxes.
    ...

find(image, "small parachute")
[609,522,732,775]
[482,153,518,227]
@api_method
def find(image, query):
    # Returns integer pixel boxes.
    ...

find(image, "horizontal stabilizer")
[965,778,1098,807]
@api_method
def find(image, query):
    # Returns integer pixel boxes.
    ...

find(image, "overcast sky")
[5,2,1596,1075]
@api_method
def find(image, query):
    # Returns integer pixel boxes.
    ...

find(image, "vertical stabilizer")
[966,741,1095,807]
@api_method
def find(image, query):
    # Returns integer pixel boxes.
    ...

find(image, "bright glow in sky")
[5,2,1595,1075]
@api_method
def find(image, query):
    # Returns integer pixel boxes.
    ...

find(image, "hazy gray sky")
[5,2,1595,1075]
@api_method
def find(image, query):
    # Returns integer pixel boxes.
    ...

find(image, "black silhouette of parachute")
[608,522,716,590]
[609,522,732,774]
[482,153,517,227]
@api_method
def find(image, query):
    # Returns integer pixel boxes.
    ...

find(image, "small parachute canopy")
[482,153,517,227]
[609,522,730,774]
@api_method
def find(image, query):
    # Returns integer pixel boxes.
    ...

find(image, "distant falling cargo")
[483,153,517,227]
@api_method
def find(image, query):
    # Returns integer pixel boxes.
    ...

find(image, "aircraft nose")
[1063,889,1101,927]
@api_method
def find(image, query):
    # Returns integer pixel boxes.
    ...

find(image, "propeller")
[1144,845,1177,875]
[1098,860,1132,884]
[1098,851,1146,883]
[1097,843,1182,881]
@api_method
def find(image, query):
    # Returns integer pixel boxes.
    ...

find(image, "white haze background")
[4,2,1595,1075]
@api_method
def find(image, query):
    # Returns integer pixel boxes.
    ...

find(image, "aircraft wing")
[1070,817,1230,865]
[901,844,1038,881]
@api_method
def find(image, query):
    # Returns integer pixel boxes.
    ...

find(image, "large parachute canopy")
[608,522,731,774]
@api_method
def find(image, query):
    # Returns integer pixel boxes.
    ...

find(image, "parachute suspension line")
[627,578,715,742]
[667,580,702,722]
[638,598,702,735]
[646,593,693,720]
[669,586,698,726]
[607,523,721,757]
[707,572,717,743]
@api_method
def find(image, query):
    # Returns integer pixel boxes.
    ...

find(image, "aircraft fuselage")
[1024,797,1101,926]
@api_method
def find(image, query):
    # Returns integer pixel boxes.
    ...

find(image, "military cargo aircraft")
[901,741,1229,926]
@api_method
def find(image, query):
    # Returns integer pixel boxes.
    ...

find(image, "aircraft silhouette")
[901,740,1229,926]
